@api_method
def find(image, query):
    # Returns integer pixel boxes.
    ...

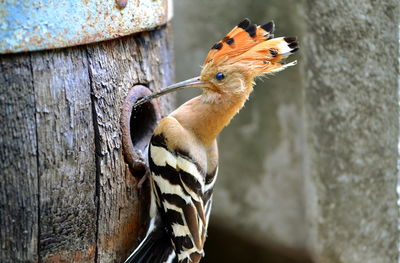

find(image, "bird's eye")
[215,72,225,81]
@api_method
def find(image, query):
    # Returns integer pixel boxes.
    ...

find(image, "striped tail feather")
[124,219,178,263]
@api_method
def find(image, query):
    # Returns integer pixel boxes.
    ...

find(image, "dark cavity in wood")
[121,85,161,177]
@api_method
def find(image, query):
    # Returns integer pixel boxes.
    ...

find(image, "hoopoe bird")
[125,18,298,263]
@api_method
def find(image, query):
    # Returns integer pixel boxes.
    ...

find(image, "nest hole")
[121,85,161,178]
[130,100,158,152]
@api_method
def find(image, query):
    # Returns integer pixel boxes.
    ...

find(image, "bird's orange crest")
[203,18,298,77]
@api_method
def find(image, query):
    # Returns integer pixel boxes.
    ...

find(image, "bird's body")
[125,18,298,263]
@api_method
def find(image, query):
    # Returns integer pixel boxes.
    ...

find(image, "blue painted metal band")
[0,0,173,53]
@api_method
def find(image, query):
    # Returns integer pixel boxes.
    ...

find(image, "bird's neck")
[171,89,252,146]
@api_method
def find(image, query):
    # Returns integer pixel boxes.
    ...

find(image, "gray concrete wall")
[302,1,399,262]
[172,0,399,262]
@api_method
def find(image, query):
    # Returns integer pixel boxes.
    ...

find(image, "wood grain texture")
[87,26,174,262]
[0,25,174,263]
[30,47,97,263]
[0,55,39,262]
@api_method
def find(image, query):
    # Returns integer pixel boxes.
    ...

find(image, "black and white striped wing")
[149,134,213,263]
[203,166,217,230]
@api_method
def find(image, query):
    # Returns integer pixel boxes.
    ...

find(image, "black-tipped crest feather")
[261,21,275,33]
[284,37,297,43]
[238,18,251,29]
[245,24,257,37]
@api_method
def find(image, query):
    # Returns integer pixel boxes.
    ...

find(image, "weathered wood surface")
[87,28,174,262]
[31,47,97,263]
[0,55,39,263]
[0,25,174,263]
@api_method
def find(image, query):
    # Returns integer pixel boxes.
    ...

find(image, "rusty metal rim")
[121,85,161,175]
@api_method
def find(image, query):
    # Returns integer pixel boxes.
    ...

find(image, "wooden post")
[0,23,174,263]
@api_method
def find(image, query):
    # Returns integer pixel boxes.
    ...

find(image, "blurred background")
[0,0,397,262]
[171,1,398,263]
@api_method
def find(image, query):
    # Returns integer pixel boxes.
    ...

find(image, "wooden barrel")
[0,1,174,262]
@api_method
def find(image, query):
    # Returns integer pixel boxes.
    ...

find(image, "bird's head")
[134,19,298,107]
[198,18,298,99]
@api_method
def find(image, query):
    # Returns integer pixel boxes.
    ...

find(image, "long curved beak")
[133,76,208,108]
